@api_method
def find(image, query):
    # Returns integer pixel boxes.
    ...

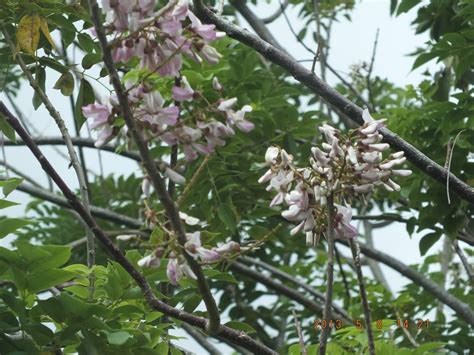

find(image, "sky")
[0,0,457,353]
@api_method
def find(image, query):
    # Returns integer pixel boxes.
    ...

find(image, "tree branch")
[319,194,335,355]
[349,239,375,355]
[337,239,474,326]
[262,0,289,24]
[0,102,276,355]
[192,1,474,205]
[87,0,221,334]
[1,136,141,162]
[230,261,351,324]
[181,323,221,355]
[0,176,142,229]
[239,256,350,321]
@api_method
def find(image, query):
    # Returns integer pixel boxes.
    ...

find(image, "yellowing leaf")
[40,17,55,50]
[17,15,41,55]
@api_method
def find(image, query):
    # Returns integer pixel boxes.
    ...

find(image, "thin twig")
[334,246,351,303]
[3,29,96,299]
[451,239,474,284]
[262,0,289,24]
[240,256,350,321]
[349,239,375,355]
[366,29,379,112]
[87,0,221,334]
[445,130,465,204]
[177,154,210,206]
[319,194,335,355]
[292,309,307,355]
[182,324,221,355]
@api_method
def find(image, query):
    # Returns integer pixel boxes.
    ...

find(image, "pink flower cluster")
[137,231,240,284]
[107,0,224,74]
[83,0,254,164]
[258,110,412,246]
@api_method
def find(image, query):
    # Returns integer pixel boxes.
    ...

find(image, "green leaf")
[0,177,23,197]
[419,231,441,256]
[396,0,421,15]
[390,0,398,15]
[0,200,18,209]
[82,52,102,69]
[28,269,75,293]
[224,321,256,334]
[104,264,123,301]
[0,218,30,239]
[75,78,95,128]
[38,297,66,323]
[53,71,75,96]
[77,33,97,53]
[0,113,15,142]
[413,342,446,354]
[103,330,132,346]
[412,52,438,70]
[32,66,46,110]
[218,203,237,233]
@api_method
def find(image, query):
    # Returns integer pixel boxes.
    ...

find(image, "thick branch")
[0,102,276,355]
[239,256,350,321]
[87,0,221,334]
[0,177,142,228]
[338,239,474,326]
[1,136,141,162]
[230,261,351,324]
[192,1,474,205]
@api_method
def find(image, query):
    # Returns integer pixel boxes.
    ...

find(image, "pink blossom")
[334,204,358,239]
[172,76,194,101]
[187,11,218,42]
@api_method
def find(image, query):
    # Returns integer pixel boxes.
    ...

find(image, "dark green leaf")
[32,66,46,110]
[0,113,15,142]
[75,78,95,128]
[419,231,441,256]
[218,203,238,233]
[0,218,30,239]
[82,52,102,69]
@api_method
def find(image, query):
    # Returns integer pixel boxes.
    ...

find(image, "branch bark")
[87,0,221,334]
[1,136,141,162]
[337,239,474,326]
[230,261,352,324]
[349,239,375,355]
[319,194,335,355]
[0,101,276,355]
[192,0,474,205]
[239,256,350,321]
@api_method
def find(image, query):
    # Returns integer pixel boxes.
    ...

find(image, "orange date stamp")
[313,319,431,331]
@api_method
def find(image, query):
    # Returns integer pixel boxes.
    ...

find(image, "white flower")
[164,167,185,184]
[265,146,280,164]
[179,212,201,226]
